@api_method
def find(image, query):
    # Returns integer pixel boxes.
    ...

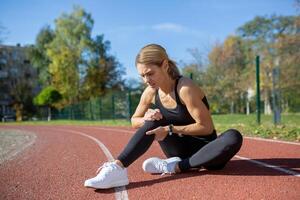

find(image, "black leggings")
[117,119,243,171]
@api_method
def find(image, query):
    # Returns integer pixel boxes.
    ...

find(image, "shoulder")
[177,77,205,102]
[178,76,195,88]
[141,86,156,104]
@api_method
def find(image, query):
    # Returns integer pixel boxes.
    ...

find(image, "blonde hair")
[135,44,180,79]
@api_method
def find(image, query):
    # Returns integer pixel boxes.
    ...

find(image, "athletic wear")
[117,76,243,171]
[142,157,181,175]
[84,162,129,189]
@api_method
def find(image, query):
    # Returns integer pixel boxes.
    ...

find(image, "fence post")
[128,90,132,120]
[112,94,115,120]
[99,98,102,120]
[68,107,71,120]
[256,55,261,124]
[89,100,94,120]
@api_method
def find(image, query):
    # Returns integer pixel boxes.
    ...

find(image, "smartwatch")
[168,124,173,136]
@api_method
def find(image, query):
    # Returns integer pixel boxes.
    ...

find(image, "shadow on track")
[207,158,300,176]
[95,171,200,194]
[95,158,300,193]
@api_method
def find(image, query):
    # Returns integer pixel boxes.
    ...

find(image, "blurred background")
[0,0,299,140]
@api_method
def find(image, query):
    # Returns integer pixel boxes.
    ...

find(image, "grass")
[212,114,299,142]
[1,114,299,142]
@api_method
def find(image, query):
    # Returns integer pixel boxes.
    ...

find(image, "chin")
[149,84,157,89]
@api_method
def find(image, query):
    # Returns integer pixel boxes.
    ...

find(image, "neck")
[159,76,176,94]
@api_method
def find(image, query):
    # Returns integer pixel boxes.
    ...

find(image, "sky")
[0,0,298,81]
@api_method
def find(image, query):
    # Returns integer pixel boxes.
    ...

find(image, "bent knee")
[224,129,243,143]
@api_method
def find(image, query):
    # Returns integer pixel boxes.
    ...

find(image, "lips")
[148,83,156,87]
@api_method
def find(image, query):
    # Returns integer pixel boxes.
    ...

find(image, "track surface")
[0,125,299,200]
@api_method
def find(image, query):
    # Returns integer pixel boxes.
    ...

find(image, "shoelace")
[96,162,114,174]
[156,160,172,176]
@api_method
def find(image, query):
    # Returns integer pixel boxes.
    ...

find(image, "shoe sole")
[85,179,129,189]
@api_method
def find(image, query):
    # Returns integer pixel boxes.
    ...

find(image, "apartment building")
[0,44,37,121]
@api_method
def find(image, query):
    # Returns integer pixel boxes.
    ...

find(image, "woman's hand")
[143,109,163,121]
[146,126,168,141]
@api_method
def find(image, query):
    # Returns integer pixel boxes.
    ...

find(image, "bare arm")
[131,87,162,128]
[172,78,214,136]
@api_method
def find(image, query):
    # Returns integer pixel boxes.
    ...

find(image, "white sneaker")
[142,157,182,175]
[84,162,129,189]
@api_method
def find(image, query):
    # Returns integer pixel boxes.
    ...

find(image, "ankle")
[114,160,125,169]
[175,163,181,173]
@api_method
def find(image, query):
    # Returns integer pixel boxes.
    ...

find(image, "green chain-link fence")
[36,89,142,121]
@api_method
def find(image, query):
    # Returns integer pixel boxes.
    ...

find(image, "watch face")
[168,124,173,135]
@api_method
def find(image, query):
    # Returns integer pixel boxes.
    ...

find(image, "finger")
[151,115,156,120]
[154,113,163,120]
[157,112,163,119]
[149,109,155,113]
[147,117,155,121]
[151,114,159,120]
[146,131,154,135]
[154,109,161,114]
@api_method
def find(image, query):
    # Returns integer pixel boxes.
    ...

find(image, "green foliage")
[81,35,125,99]
[46,6,94,106]
[182,14,299,114]
[203,36,250,113]
[237,15,299,112]
[27,6,125,107]
[28,25,55,87]
[34,86,62,107]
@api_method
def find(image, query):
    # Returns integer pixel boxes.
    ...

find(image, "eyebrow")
[140,70,152,77]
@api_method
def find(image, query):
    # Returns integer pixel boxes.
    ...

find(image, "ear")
[162,59,169,72]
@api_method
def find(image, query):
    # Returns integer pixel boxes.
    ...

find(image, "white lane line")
[244,136,300,146]
[52,128,129,200]
[235,155,300,177]
[90,127,300,177]
[88,127,133,134]
[89,126,300,146]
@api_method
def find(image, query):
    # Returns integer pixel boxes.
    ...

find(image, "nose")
[144,76,150,84]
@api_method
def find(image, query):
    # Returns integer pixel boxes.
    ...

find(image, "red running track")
[0,125,299,200]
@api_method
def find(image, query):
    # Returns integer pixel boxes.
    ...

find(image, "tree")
[274,16,300,112]
[28,25,55,87]
[81,34,125,100]
[182,48,207,86]
[237,15,298,114]
[202,36,249,114]
[47,6,94,107]
[34,86,62,121]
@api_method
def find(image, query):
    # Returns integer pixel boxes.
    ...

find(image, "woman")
[84,44,243,189]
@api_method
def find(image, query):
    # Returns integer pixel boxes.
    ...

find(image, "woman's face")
[136,63,166,89]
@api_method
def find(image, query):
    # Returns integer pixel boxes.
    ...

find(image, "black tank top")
[154,76,217,140]
[154,76,216,137]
